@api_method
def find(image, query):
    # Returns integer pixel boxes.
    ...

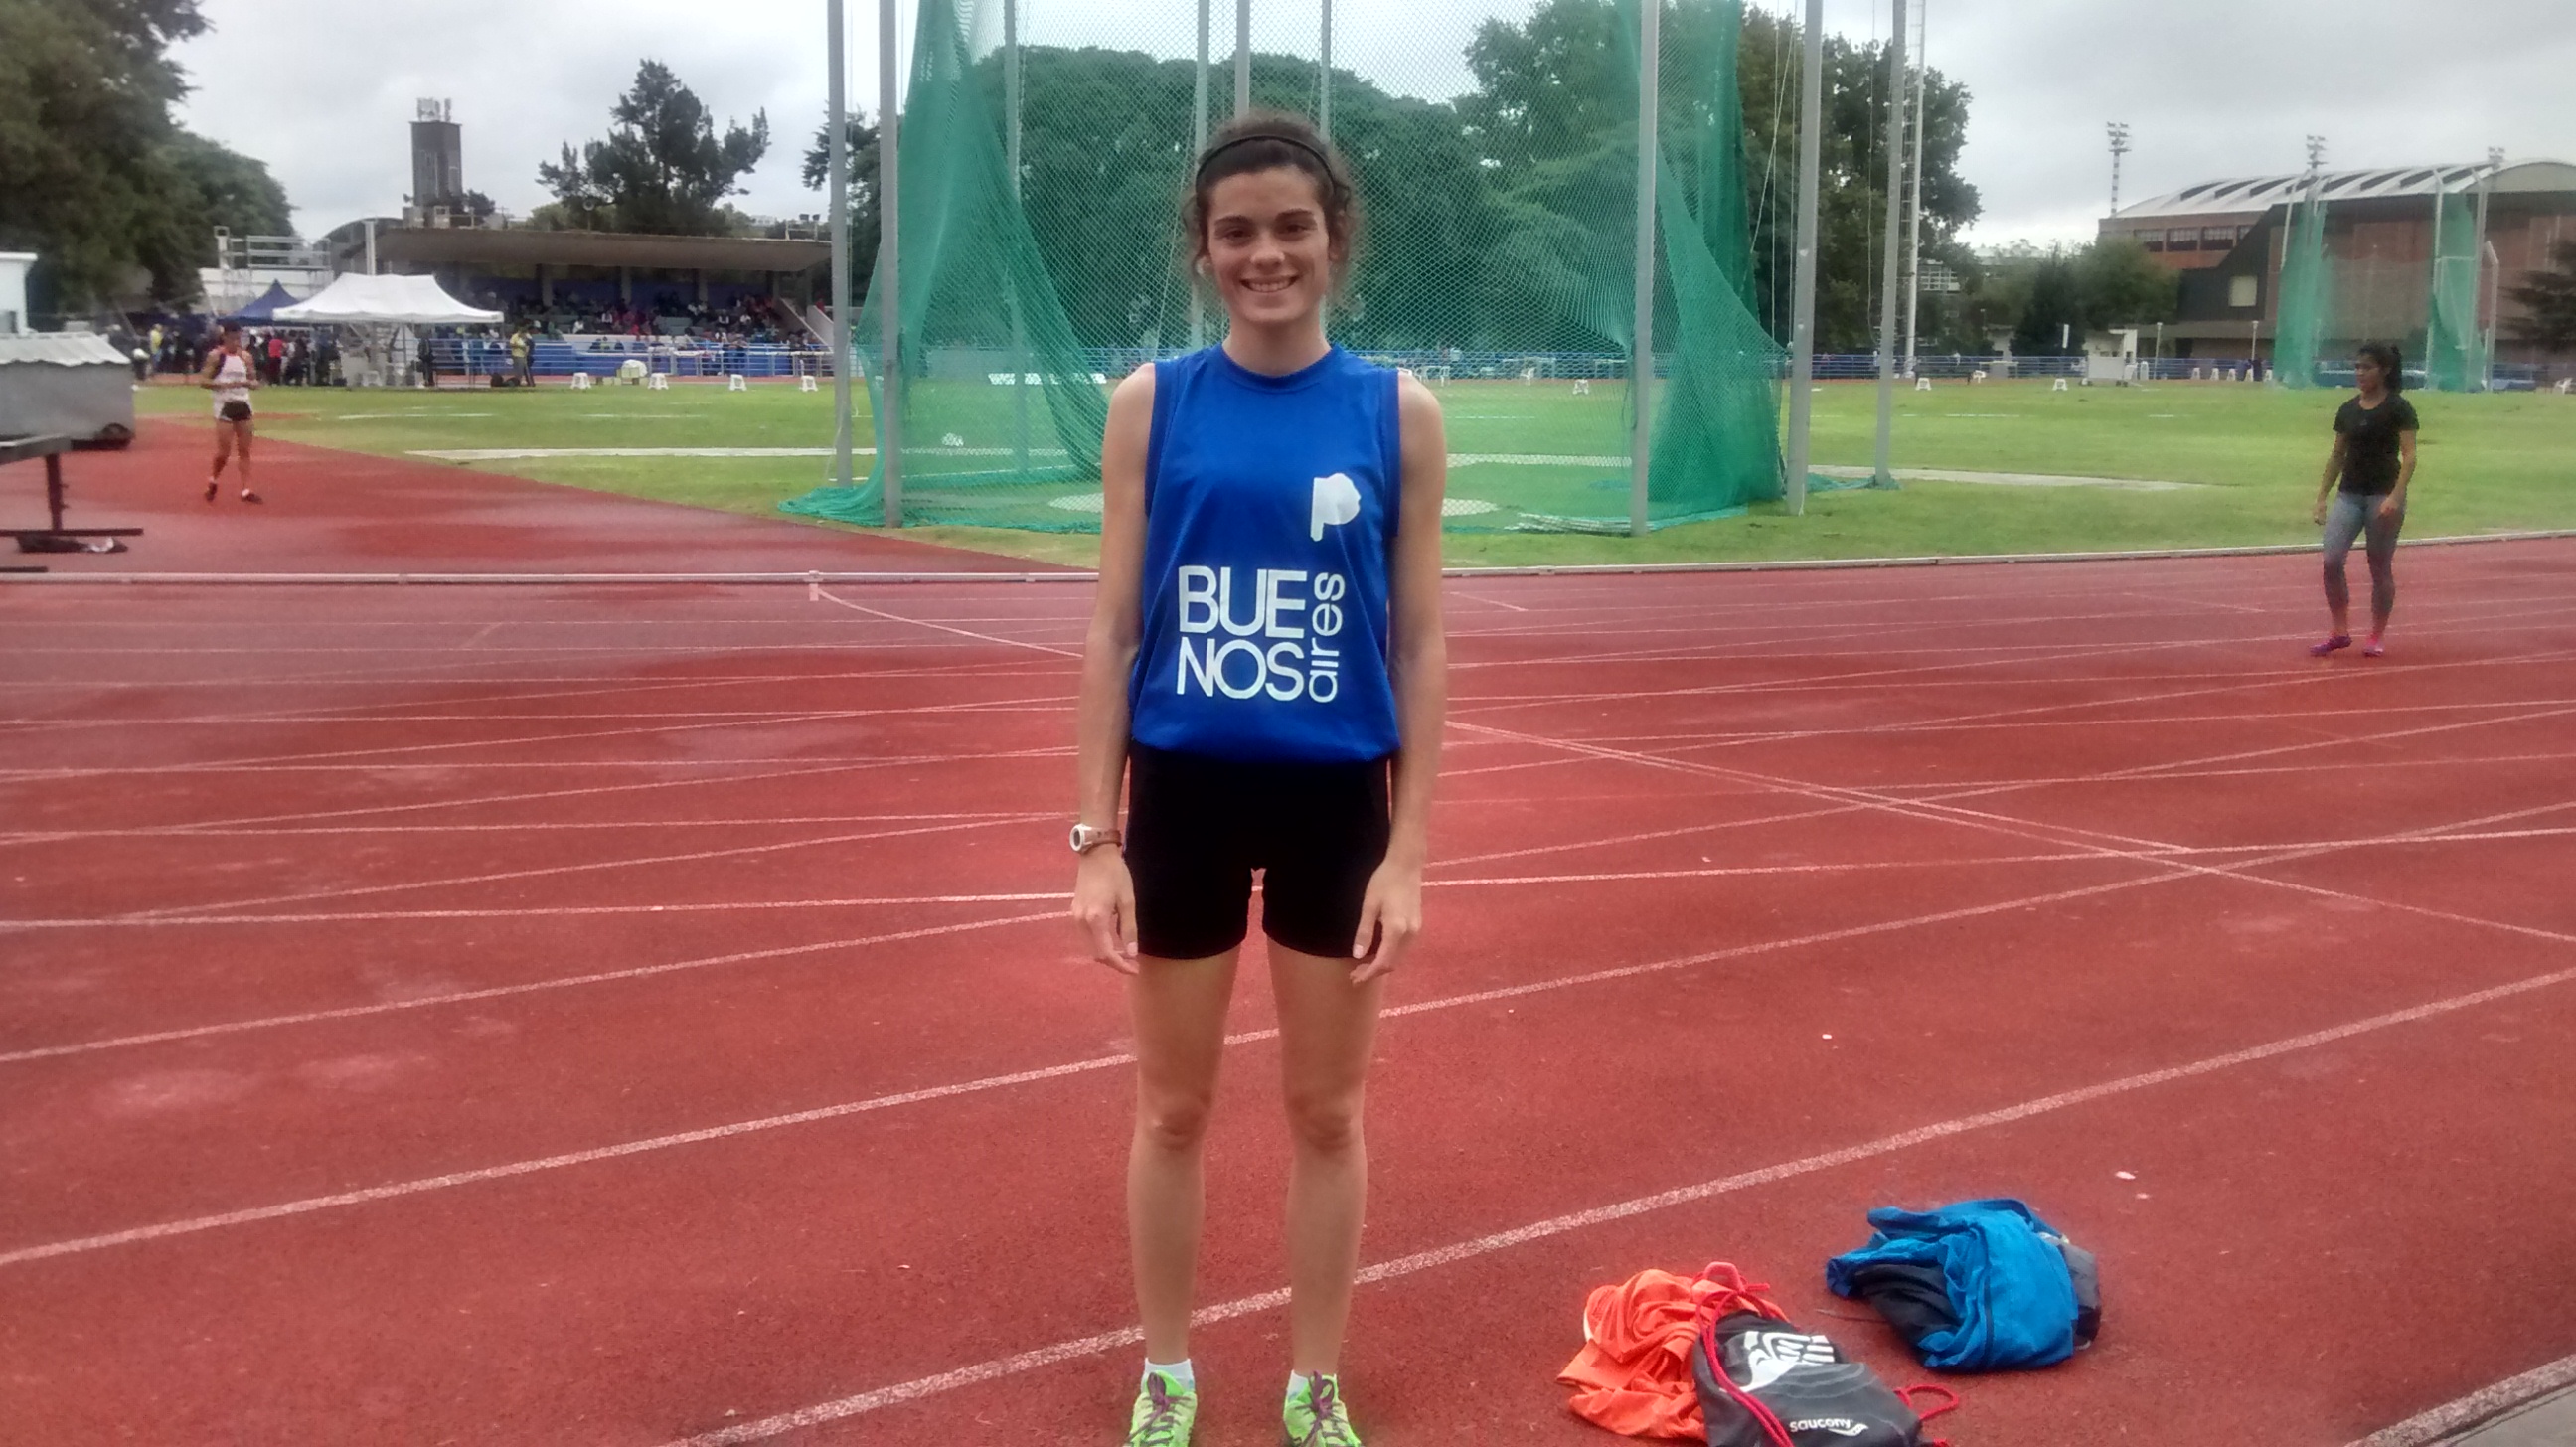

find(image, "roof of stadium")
[2111,158,2576,221]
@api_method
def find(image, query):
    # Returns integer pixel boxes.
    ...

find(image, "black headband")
[1196,132,1339,185]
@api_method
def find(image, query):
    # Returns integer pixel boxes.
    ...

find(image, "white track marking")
[16,783,2575,1252]
[90,813,1046,924]
[656,960,2576,1446]
[812,587,1083,659]
[0,694,1076,780]
[0,810,1046,845]
[30,824,2576,934]
[0,910,1061,1068]
[2346,1353,2576,1447]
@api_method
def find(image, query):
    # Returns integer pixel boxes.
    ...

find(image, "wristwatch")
[1069,822,1123,855]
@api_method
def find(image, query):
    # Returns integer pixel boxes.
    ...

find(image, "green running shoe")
[1125,1370,1197,1447]
[1283,1373,1363,1447]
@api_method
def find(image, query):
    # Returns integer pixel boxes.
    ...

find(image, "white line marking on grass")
[656,960,2576,1446]
[2346,1353,2576,1447]
[0,909,1061,1068]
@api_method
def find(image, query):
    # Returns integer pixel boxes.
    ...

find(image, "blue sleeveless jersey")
[1129,345,1403,763]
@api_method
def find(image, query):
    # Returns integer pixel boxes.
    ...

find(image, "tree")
[2506,240,2576,353]
[800,113,882,291]
[539,61,769,235]
[2012,251,2082,356]
[0,0,292,314]
[1735,4,1980,351]
[2075,235,2176,328]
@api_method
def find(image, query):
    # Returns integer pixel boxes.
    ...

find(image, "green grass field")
[138,375,2576,568]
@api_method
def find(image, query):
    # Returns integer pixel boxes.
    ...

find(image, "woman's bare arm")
[1069,365,1156,970]
[1351,372,1448,983]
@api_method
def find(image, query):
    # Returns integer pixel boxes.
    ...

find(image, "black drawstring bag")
[1688,1264,1959,1447]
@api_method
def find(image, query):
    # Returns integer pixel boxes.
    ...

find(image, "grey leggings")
[2323,491,2403,624]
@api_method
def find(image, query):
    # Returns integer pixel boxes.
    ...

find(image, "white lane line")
[17,786,2569,1254]
[0,811,1047,845]
[82,812,1046,926]
[2347,1353,2576,1447]
[813,587,1083,660]
[31,825,2576,934]
[657,959,2576,1446]
[0,909,1061,1068]
[0,693,1077,780]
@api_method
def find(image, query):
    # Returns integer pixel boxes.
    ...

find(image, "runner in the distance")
[199,321,262,504]
[2310,342,2416,656]
[1070,110,1448,1447]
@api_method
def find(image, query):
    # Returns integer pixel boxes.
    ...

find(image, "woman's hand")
[2376,494,2402,520]
[1071,849,1139,974]
[1349,858,1423,984]
[2312,497,2329,527]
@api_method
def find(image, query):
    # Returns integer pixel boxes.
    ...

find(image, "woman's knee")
[1282,1086,1365,1157]
[1136,1089,1216,1154]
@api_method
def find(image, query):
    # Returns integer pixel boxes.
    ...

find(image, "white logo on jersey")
[1738,1332,1839,1390]
[1311,472,1362,540]
[1175,566,1346,703]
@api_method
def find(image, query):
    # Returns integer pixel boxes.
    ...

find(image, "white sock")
[1143,1358,1194,1389]
[1287,1371,1336,1407]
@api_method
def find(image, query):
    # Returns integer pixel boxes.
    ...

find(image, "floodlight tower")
[2106,122,2131,214]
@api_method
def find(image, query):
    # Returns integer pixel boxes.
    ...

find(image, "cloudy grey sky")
[170,0,2576,247]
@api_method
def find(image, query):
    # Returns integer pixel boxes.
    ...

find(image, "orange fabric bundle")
[1557,1268,1727,1439]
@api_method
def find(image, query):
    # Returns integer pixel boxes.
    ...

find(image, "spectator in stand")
[417,332,440,389]
[288,335,311,386]
[263,331,287,385]
[509,328,533,386]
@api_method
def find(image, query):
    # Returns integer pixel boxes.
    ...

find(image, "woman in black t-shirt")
[2309,343,2418,657]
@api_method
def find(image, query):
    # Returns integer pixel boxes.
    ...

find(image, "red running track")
[10,415,1054,575]
[5,449,2576,1443]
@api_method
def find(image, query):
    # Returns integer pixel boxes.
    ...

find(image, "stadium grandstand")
[2099,158,2576,375]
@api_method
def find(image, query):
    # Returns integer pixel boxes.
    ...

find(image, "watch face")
[1068,824,1086,852]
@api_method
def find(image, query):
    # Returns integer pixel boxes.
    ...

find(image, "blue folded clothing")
[1826,1198,2096,1372]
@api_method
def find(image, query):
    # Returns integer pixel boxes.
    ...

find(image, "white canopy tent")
[274,273,499,325]
[275,273,498,387]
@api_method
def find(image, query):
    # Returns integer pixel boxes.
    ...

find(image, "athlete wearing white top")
[199,323,261,504]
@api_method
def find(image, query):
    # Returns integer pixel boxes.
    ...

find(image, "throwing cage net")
[783,0,1782,534]
[2424,189,2487,393]
[2271,188,2333,389]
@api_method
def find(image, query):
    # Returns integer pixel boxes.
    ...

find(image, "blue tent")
[222,281,304,323]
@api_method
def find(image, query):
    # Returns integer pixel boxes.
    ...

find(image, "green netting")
[783,0,1781,534]
[2425,189,2486,392]
[2272,189,2332,389]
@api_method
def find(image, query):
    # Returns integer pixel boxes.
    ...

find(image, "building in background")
[2100,160,2576,369]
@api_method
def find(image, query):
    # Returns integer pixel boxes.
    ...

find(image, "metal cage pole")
[1234,0,1251,115]
[1005,0,1029,471]
[1319,0,1332,141]
[1870,0,1908,488]
[1190,0,1210,348]
[879,0,902,525]
[1627,0,1660,539]
[1782,0,1824,516]
[1901,0,1927,374]
[826,0,856,489]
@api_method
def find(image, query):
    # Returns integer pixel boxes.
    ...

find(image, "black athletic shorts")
[1124,741,1391,961]
[219,401,252,423]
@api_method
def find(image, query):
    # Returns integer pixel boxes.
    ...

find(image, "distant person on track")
[198,321,261,504]
[1070,110,1448,1447]
[2310,342,2417,657]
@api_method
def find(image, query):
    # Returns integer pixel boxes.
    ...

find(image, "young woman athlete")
[199,321,262,504]
[1070,111,1448,1447]
[2310,342,2416,656]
